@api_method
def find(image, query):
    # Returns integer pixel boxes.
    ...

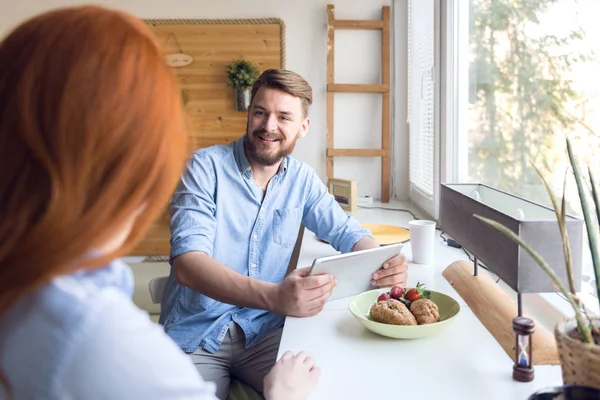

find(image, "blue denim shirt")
[160,135,371,353]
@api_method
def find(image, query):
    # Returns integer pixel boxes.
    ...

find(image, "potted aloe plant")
[225,59,259,111]
[476,138,600,389]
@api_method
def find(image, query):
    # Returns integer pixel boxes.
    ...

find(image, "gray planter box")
[439,183,583,293]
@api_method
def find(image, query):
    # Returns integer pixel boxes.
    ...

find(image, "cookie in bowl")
[410,299,440,325]
[370,299,417,326]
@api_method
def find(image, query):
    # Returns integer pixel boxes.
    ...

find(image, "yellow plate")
[360,223,409,245]
[315,223,409,245]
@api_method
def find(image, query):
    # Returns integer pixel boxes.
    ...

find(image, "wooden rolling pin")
[443,260,559,365]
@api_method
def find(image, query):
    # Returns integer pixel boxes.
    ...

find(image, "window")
[444,0,600,304]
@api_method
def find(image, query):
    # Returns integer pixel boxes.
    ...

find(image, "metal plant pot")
[235,87,251,111]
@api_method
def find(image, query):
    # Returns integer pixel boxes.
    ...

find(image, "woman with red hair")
[0,6,319,399]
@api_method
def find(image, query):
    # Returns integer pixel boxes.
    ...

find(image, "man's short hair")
[250,69,313,117]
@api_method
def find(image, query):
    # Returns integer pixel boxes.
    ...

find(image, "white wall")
[0,0,409,200]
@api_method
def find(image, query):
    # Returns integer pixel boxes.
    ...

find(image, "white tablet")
[307,243,403,301]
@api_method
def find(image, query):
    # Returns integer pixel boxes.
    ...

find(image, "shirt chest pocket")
[273,207,302,248]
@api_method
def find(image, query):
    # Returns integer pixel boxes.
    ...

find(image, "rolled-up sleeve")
[169,152,217,261]
[302,169,372,254]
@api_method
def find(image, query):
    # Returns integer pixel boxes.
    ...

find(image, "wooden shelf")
[327,149,388,157]
[326,4,391,203]
[327,84,389,93]
[330,20,384,30]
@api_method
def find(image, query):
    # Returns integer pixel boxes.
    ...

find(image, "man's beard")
[245,129,299,166]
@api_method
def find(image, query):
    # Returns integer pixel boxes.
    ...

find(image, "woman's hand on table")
[263,351,320,400]
[370,253,408,288]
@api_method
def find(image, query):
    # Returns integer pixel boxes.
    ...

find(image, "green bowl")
[348,289,461,339]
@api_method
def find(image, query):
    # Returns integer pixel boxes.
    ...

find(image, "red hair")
[0,6,187,318]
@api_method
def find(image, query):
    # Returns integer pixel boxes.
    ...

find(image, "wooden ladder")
[326,4,391,203]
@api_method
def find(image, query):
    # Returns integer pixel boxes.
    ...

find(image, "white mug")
[408,220,436,264]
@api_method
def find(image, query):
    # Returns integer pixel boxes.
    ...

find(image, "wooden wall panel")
[130,19,284,256]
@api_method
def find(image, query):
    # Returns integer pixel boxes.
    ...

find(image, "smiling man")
[159,69,409,399]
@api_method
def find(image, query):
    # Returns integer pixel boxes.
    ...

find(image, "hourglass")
[512,316,535,382]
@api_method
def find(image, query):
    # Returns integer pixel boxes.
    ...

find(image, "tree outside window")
[465,0,600,298]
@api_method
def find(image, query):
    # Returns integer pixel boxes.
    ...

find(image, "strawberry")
[404,282,431,302]
[377,292,392,302]
[389,285,405,300]
[404,289,420,302]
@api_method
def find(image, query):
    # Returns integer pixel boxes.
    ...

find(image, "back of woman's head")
[0,6,187,317]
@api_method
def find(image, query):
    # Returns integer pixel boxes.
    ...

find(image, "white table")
[277,204,563,400]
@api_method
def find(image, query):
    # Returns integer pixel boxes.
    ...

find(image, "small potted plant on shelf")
[225,59,259,111]
[476,138,600,389]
